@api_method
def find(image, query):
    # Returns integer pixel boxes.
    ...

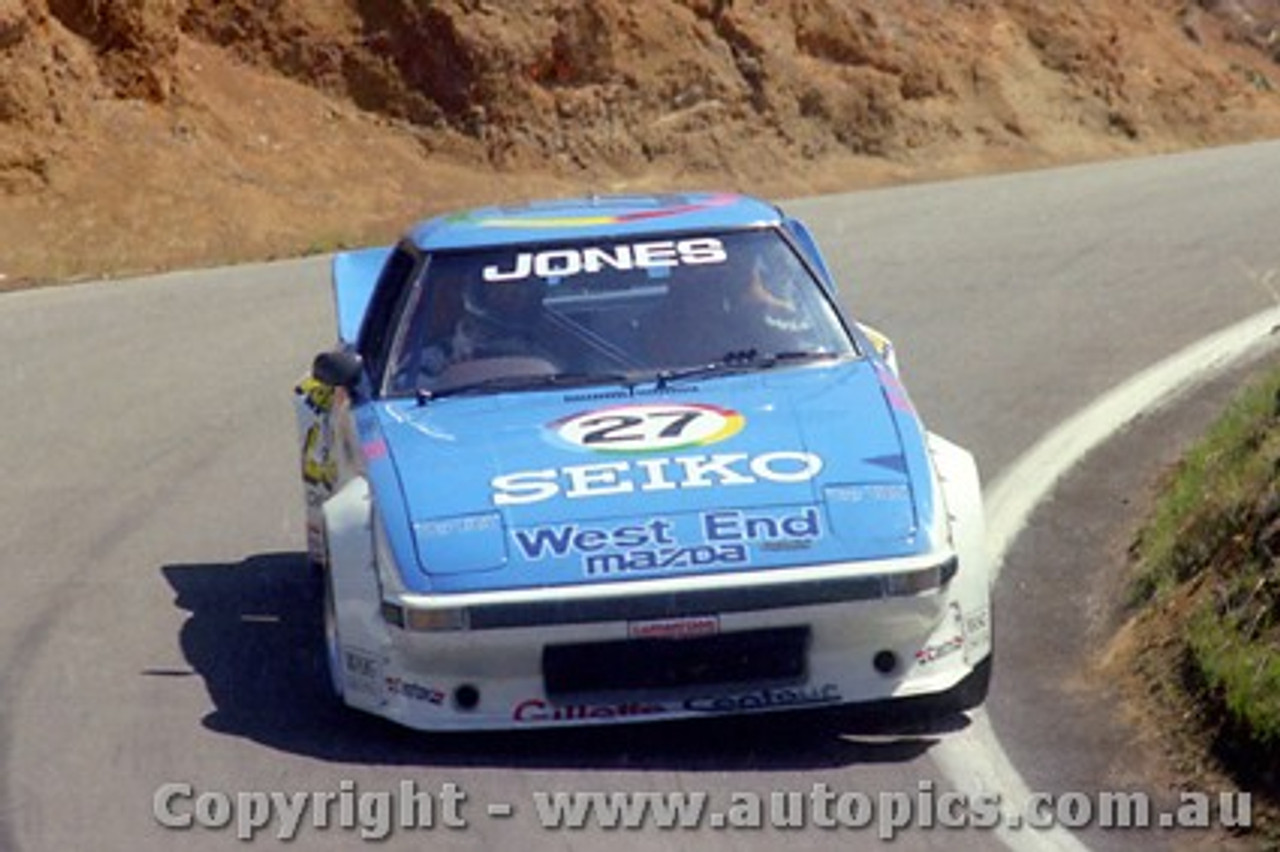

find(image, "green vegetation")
[1130,360,1280,777]
[301,235,357,257]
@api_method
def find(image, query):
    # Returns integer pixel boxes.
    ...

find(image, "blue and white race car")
[294,192,992,730]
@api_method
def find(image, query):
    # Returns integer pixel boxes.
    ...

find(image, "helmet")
[749,251,799,303]
[746,251,813,337]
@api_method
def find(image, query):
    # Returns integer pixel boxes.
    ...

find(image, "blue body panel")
[782,217,837,294]
[331,247,392,345]
[407,193,780,252]
[366,360,939,596]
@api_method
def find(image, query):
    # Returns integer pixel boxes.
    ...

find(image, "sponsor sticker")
[962,605,991,663]
[301,423,338,489]
[416,514,502,538]
[341,649,383,700]
[683,684,842,714]
[492,451,822,506]
[482,238,727,283]
[917,602,968,666]
[509,506,823,576]
[385,677,446,705]
[915,636,965,666]
[512,699,668,724]
[964,607,990,640]
[460,193,739,230]
[628,615,721,641]
[549,402,745,455]
[296,377,336,415]
[825,483,910,503]
[874,361,916,414]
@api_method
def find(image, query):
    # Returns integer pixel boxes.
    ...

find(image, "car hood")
[375,360,939,593]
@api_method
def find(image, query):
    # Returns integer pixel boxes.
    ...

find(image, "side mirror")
[312,350,364,388]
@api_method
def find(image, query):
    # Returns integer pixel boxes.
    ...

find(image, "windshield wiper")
[653,350,843,389]
[418,371,634,403]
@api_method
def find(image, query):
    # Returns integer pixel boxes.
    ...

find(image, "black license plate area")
[543,626,809,696]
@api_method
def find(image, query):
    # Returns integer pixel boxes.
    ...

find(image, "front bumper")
[336,552,992,731]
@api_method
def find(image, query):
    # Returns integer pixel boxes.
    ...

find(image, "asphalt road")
[1,140,1278,851]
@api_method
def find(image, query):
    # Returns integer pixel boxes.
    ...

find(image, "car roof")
[406,192,783,251]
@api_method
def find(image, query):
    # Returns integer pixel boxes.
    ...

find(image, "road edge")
[933,305,1280,852]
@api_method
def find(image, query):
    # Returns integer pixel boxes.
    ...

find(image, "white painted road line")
[936,304,1280,852]
[985,305,1280,582]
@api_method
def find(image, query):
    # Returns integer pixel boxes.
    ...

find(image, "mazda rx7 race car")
[294,192,992,731]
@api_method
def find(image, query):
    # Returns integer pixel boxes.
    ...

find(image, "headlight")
[380,601,470,632]
[882,556,957,597]
[405,606,470,632]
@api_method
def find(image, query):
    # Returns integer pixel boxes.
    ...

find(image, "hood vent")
[563,385,701,403]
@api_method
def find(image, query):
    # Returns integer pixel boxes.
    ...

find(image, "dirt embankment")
[1,0,1278,283]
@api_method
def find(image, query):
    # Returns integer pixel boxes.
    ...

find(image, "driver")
[423,278,550,374]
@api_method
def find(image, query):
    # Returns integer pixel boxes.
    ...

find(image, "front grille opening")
[542,626,809,696]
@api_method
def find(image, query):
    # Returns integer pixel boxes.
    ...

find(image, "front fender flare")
[322,476,390,712]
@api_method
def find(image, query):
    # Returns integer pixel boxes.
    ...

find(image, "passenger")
[646,252,809,366]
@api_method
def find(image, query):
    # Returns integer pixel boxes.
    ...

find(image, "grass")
[300,234,359,257]
[1129,359,1280,790]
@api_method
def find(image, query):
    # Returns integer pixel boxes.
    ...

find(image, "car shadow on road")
[161,552,968,772]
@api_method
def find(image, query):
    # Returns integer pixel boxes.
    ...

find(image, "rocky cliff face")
[0,0,1278,280]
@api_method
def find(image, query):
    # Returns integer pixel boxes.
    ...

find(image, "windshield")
[385,228,857,397]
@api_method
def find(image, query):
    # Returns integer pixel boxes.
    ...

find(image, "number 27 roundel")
[549,403,745,454]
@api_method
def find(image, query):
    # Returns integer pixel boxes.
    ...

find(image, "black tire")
[825,654,993,734]
[923,654,992,718]
[320,531,345,700]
